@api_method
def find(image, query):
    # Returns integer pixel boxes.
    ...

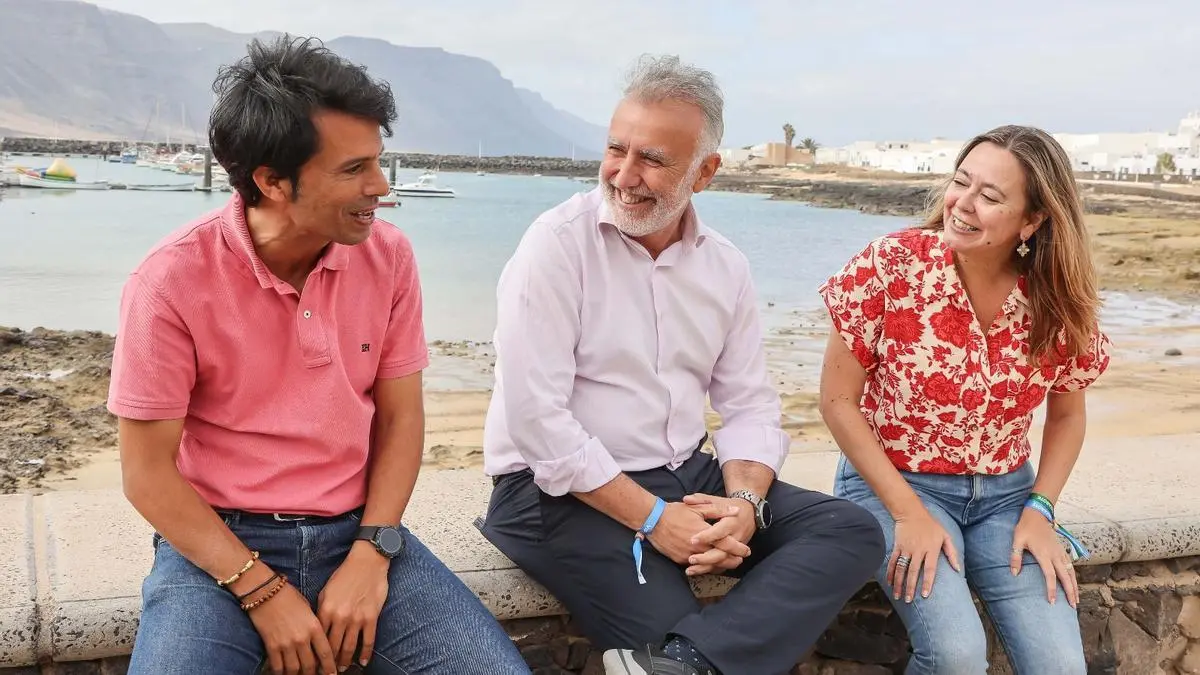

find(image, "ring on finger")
[896,555,911,568]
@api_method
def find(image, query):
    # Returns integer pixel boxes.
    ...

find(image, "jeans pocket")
[838,453,864,481]
[834,454,872,501]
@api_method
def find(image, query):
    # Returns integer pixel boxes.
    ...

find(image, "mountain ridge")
[0,0,606,158]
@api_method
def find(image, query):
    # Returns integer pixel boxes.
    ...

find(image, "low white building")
[719,147,754,165]
[814,139,962,174]
[1055,112,1199,174]
[1173,155,1200,177]
[817,112,1200,177]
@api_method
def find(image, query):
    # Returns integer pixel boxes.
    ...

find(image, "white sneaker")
[602,645,713,675]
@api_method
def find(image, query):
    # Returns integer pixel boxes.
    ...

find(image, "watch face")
[376,528,404,556]
[759,501,773,529]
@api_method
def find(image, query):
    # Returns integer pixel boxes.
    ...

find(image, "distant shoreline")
[5,138,1200,221]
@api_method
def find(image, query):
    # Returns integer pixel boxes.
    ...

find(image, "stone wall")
[0,136,602,177]
[382,153,599,177]
[6,558,1198,675]
[0,138,130,157]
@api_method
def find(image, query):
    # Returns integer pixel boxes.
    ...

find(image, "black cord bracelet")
[235,572,280,601]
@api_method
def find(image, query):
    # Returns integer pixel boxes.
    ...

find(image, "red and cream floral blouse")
[819,228,1112,475]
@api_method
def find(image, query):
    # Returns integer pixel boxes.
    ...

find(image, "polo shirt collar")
[219,193,350,290]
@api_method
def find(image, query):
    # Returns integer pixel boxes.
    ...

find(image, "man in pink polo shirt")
[108,35,529,675]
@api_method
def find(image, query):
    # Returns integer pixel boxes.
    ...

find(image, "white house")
[719,147,754,165]
[815,112,1200,176]
[1173,155,1200,177]
[814,139,962,174]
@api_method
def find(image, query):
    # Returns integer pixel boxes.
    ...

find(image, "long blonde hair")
[921,125,1100,363]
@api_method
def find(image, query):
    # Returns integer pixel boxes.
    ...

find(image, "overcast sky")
[88,0,1200,148]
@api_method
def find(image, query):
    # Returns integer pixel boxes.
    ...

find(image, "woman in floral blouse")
[819,125,1110,675]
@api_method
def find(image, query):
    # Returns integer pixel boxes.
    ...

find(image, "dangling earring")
[1017,238,1030,257]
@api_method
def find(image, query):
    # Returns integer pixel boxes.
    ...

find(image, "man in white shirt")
[478,55,885,675]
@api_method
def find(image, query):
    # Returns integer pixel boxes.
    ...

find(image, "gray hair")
[622,54,724,157]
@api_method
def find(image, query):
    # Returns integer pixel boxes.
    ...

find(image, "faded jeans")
[833,456,1087,675]
[127,508,530,674]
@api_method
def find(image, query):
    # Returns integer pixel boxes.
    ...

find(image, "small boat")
[392,172,455,198]
[17,173,110,190]
[15,161,109,190]
[124,182,196,192]
[378,191,400,207]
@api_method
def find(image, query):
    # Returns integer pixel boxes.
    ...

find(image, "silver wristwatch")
[729,489,772,530]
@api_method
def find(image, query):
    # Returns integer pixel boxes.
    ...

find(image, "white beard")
[601,166,697,238]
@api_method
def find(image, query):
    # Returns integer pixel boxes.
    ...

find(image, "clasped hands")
[646,493,758,576]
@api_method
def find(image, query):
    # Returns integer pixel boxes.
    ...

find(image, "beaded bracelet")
[240,574,288,612]
[217,551,260,588]
[1025,492,1089,561]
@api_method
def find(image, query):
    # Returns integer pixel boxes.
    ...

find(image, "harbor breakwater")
[0,136,600,177]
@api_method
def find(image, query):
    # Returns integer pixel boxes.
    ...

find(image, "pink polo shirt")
[107,193,428,516]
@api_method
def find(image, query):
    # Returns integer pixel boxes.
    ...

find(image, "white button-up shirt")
[482,187,791,496]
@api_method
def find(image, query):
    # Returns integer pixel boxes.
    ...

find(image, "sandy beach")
[2,175,1198,494]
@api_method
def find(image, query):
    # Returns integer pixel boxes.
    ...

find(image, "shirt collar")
[595,187,710,249]
[219,192,350,291]
[928,229,1030,310]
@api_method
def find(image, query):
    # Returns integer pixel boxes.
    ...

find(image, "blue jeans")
[127,509,530,674]
[833,456,1086,675]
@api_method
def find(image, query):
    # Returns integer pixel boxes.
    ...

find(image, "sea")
[2,156,1198,344]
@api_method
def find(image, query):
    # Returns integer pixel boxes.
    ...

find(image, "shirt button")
[303,310,312,319]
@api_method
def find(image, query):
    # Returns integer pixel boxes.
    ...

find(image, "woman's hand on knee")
[889,507,961,604]
[1011,510,1080,608]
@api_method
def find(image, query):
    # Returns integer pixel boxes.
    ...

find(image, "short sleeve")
[107,273,197,420]
[1051,330,1112,393]
[818,241,887,370]
[376,234,429,379]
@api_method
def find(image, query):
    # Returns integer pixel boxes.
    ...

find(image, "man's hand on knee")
[246,581,338,675]
[317,544,390,671]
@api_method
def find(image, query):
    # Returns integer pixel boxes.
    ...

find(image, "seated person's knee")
[831,498,887,560]
[913,630,988,675]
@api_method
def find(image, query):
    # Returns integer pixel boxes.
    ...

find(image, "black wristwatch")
[356,525,405,559]
[729,490,772,530]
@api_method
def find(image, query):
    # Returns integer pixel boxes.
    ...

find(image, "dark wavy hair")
[208,34,397,206]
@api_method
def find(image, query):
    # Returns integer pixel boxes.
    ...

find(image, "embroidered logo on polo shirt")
[361,343,370,352]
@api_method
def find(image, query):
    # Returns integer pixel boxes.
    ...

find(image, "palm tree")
[783,123,795,149]
[799,137,820,154]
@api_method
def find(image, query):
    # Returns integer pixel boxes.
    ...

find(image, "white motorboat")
[378,190,400,207]
[393,172,455,198]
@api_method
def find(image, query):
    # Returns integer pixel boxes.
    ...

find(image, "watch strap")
[729,489,762,507]
[356,525,381,541]
[730,490,768,529]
